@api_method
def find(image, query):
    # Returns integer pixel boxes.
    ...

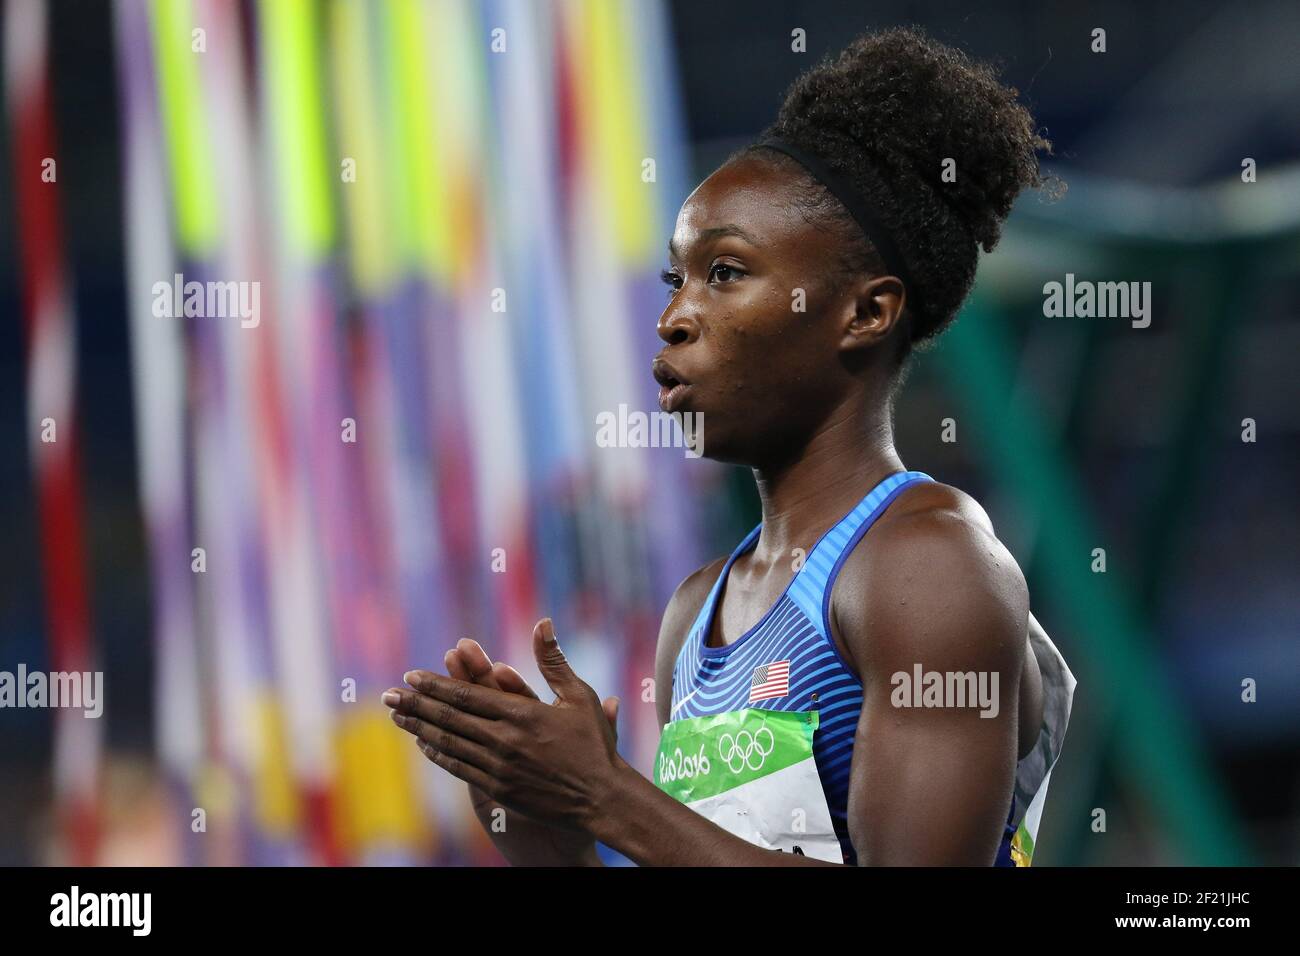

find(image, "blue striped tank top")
[667,470,1018,865]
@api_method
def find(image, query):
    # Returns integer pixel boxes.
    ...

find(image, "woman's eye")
[659,264,742,295]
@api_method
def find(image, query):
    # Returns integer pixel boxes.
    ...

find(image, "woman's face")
[654,155,860,465]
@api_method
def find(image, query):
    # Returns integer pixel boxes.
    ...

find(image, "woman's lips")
[658,382,692,412]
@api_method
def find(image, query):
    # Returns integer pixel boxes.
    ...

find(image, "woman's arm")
[833,498,1028,864]
[587,758,842,866]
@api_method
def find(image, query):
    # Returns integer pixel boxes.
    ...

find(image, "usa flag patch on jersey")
[749,660,791,703]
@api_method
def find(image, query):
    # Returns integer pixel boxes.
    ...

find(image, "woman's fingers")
[441,641,538,701]
[446,645,505,692]
[383,686,500,744]
[402,670,518,720]
[444,648,472,682]
[602,696,620,737]
[455,638,494,679]
[413,736,498,795]
[491,662,540,700]
[396,713,495,769]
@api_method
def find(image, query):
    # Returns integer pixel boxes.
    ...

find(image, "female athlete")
[383,25,1075,867]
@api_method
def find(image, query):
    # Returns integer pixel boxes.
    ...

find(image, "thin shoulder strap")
[788,470,933,641]
[680,470,932,655]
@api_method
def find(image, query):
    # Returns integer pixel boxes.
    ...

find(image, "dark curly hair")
[737,26,1061,360]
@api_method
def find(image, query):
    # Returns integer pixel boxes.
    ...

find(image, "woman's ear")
[838,274,907,353]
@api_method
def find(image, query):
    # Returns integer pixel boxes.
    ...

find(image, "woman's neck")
[749,393,903,564]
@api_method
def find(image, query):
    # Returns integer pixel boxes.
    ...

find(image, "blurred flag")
[6,0,101,864]
[111,0,704,865]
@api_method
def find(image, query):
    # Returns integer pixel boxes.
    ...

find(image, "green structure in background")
[930,168,1300,864]
[936,292,1242,865]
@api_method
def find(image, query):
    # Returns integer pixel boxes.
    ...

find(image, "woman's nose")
[657,303,700,345]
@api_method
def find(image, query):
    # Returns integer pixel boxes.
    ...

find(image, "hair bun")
[762,26,1060,344]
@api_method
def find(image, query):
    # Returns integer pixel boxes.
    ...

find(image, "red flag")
[4,0,100,864]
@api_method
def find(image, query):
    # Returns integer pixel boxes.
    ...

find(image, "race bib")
[654,708,843,862]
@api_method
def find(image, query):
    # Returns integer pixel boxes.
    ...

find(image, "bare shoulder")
[653,556,728,726]
[832,480,1029,680]
[879,479,1001,536]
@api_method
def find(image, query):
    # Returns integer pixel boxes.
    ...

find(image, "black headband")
[755,136,919,315]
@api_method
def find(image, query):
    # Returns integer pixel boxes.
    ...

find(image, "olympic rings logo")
[718,726,775,773]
